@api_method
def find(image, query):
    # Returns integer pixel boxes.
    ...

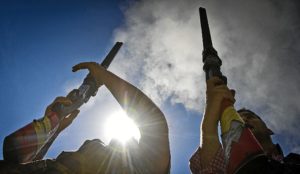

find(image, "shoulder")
[263,152,300,174]
[284,153,300,163]
[126,139,170,174]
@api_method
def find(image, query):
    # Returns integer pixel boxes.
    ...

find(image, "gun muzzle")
[199,7,227,84]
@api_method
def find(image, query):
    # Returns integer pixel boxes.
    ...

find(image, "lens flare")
[104,110,141,144]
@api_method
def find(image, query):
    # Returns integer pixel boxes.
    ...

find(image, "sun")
[104,110,141,145]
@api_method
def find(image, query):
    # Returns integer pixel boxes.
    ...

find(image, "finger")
[212,85,229,91]
[58,110,80,131]
[220,97,235,112]
[213,86,235,99]
[230,89,236,98]
[72,62,98,72]
[207,77,225,88]
[210,76,224,83]
[223,92,236,104]
[53,97,72,106]
[46,97,72,112]
[65,110,80,120]
[209,86,230,96]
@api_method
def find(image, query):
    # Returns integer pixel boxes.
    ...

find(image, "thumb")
[67,109,80,121]
[58,110,80,132]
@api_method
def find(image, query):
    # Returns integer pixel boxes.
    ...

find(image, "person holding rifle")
[189,77,300,174]
[1,62,170,174]
[189,7,300,174]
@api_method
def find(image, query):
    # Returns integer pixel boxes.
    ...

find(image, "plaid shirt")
[189,147,226,174]
[189,144,285,174]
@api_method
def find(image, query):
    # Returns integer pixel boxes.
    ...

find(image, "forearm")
[201,114,218,139]
[72,62,170,172]
[197,104,223,168]
[101,70,170,172]
[190,77,238,173]
[3,112,60,163]
[101,70,168,133]
[201,104,221,145]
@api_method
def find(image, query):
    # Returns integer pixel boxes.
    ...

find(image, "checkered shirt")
[189,147,226,174]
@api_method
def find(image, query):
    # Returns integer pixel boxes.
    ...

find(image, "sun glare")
[104,110,141,145]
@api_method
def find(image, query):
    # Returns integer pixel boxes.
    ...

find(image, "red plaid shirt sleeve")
[189,147,226,174]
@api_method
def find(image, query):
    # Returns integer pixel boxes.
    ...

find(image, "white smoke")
[113,0,205,110]
[112,0,300,153]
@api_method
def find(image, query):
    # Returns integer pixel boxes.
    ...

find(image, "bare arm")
[73,62,170,173]
[3,97,79,163]
[190,77,234,172]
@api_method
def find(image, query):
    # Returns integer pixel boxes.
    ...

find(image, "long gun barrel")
[199,7,227,84]
[101,42,123,69]
[53,42,123,116]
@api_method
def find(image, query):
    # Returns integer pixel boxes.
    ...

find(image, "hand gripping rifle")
[46,42,123,157]
[199,8,266,174]
[53,42,123,117]
[41,42,123,159]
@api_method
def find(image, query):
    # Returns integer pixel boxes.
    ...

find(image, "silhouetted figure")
[189,77,300,174]
[1,62,170,174]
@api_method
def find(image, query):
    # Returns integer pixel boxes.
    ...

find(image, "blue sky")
[0,1,199,173]
[1,0,300,174]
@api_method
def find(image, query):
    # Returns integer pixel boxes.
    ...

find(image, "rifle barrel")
[199,7,227,83]
[101,42,123,69]
[199,7,213,50]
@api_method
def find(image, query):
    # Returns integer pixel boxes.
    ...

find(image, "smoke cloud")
[112,0,300,153]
